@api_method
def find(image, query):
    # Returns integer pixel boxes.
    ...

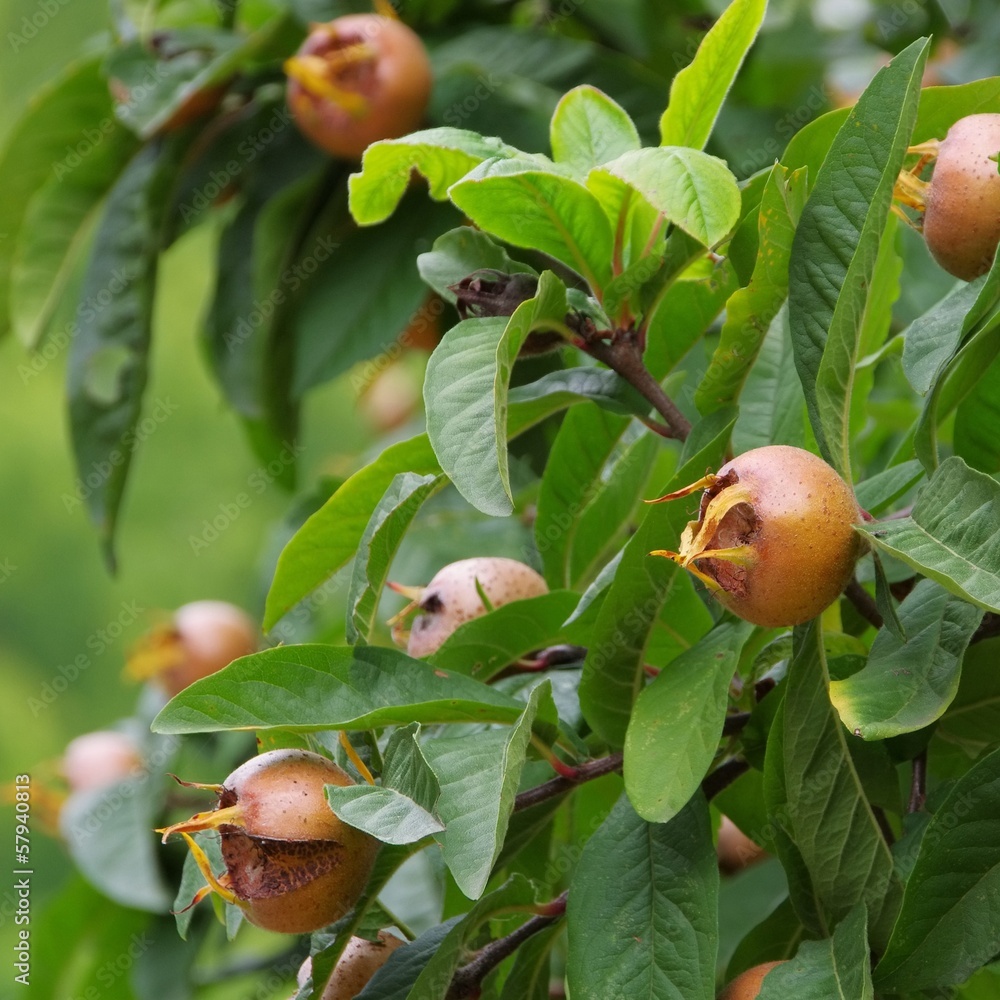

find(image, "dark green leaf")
[938,638,1000,756]
[788,39,928,478]
[347,473,447,645]
[424,684,553,897]
[624,620,754,823]
[407,875,537,998]
[763,621,899,940]
[659,0,767,150]
[429,591,581,681]
[60,772,173,912]
[499,923,561,1000]
[955,353,1000,472]
[874,746,1000,992]
[853,459,924,515]
[698,165,806,414]
[150,644,524,735]
[566,792,718,1000]
[756,903,873,1000]
[534,404,646,588]
[354,919,461,1000]
[830,580,983,739]
[577,409,734,747]
[424,271,567,516]
[0,58,123,341]
[857,456,1000,614]
[506,366,650,418]
[292,195,456,396]
[264,435,441,631]
[67,140,181,565]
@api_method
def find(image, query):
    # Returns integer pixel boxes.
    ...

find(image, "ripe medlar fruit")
[159,749,378,934]
[923,114,1000,280]
[389,557,549,657]
[285,14,432,160]
[61,730,144,792]
[718,961,786,999]
[649,445,865,627]
[298,930,405,1000]
[126,600,257,696]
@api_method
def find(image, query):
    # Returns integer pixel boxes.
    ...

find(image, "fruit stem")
[844,578,883,630]
[579,328,691,440]
[338,730,376,786]
[908,749,927,813]
[446,891,569,999]
[701,758,748,801]
[514,752,624,811]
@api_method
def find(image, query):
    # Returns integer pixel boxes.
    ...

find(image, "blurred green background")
[0,0,374,912]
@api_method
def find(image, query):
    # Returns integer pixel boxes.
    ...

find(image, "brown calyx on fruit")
[158,749,378,934]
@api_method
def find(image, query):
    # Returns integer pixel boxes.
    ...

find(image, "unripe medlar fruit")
[389,557,549,657]
[297,931,405,1000]
[126,600,258,696]
[61,730,144,792]
[285,14,432,160]
[649,445,865,627]
[923,114,1000,280]
[159,749,378,934]
[718,961,786,999]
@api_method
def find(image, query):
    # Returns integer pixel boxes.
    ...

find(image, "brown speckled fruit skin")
[407,557,548,658]
[320,932,405,1000]
[286,14,431,160]
[718,961,785,999]
[218,750,378,934]
[709,446,864,627]
[924,114,1000,280]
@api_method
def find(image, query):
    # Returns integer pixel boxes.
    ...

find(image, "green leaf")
[550,85,640,175]
[428,591,581,680]
[900,276,996,397]
[498,924,561,1000]
[264,434,441,630]
[756,903,873,1000]
[424,271,567,516]
[788,38,929,478]
[507,366,650,418]
[874,746,1000,992]
[624,620,755,823]
[566,792,719,1000]
[592,147,741,248]
[829,580,983,740]
[0,57,122,341]
[60,771,173,912]
[11,122,137,349]
[353,919,460,999]
[423,683,552,898]
[577,409,734,747]
[659,0,767,149]
[938,638,1000,756]
[857,456,1000,614]
[732,304,807,452]
[67,140,181,565]
[417,226,537,304]
[955,353,1000,472]
[853,459,924,515]
[293,195,456,396]
[348,129,521,225]
[150,644,524,735]
[347,473,447,645]
[764,621,899,939]
[405,875,537,998]
[325,785,443,846]
[535,404,652,589]
[449,164,614,292]
[697,165,807,413]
